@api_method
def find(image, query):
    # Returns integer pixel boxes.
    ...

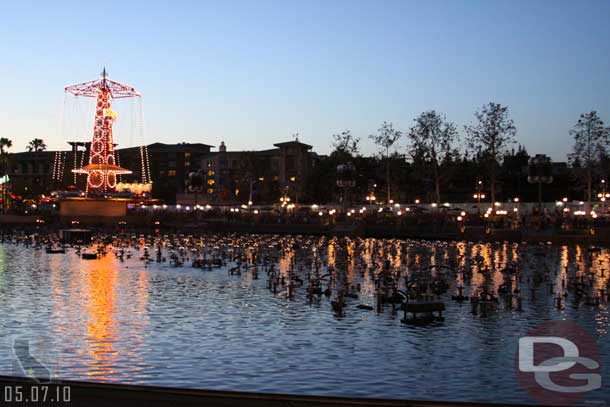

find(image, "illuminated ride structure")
[57,70,155,221]
[66,68,138,196]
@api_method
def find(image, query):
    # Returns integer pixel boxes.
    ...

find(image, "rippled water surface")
[0,239,607,404]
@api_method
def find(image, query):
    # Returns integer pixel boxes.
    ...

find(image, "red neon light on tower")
[66,68,139,195]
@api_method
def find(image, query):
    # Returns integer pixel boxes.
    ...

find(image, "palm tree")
[26,139,48,198]
[0,138,12,155]
[0,137,12,173]
[27,138,47,152]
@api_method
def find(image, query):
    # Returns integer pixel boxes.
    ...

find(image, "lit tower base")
[59,69,140,222]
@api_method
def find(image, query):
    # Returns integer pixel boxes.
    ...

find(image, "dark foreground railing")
[0,375,556,407]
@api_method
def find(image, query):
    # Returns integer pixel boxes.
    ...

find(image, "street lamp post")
[512,197,520,229]
[279,186,291,213]
[597,180,610,215]
[248,176,264,207]
[365,182,377,208]
[249,179,255,206]
[336,162,356,211]
[528,154,553,214]
[366,191,376,205]
[601,180,607,215]
[187,170,204,206]
[473,180,485,213]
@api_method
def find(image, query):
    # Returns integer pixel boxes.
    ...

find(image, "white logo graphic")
[519,336,602,393]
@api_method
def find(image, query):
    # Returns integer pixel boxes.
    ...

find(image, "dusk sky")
[0,0,609,161]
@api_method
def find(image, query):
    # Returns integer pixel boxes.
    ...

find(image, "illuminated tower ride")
[66,68,139,195]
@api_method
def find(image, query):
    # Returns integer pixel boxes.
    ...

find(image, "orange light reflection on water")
[82,253,119,380]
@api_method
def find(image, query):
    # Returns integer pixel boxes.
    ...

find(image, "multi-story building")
[6,142,213,203]
[6,139,317,205]
[118,142,212,203]
[192,138,316,205]
[6,151,55,198]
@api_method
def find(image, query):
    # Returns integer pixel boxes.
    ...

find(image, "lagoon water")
[0,240,607,404]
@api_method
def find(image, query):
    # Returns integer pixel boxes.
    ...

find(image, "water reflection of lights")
[84,253,119,379]
[0,237,608,401]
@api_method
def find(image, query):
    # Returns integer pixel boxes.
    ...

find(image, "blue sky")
[0,0,609,161]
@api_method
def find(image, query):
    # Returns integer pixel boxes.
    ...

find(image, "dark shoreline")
[1,214,609,247]
[181,221,610,247]
[0,375,555,407]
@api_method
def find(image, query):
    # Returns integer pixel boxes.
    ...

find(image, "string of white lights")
[79,148,85,168]
[52,151,59,181]
[58,151,65,182]
[72,145,78,185]
[116,149,121,183]
[140,146,147,184]
[144,144,151,183]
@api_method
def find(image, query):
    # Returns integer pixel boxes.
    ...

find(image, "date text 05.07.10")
[2,385,71,403]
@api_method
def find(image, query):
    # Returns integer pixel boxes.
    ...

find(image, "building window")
[168,169,176,177]
[286,156,296,171]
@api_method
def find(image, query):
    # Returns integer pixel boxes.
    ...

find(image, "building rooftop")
[273,140,312,149]
[147,142,213,151]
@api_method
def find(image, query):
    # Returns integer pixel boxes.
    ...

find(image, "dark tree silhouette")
[331,130,360,162]
[568,111,609,210]
[369,122,402,204]
[27,138,47,152]
[465,102,516,205]
[407,110,458,205]
[0,138,12,155]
